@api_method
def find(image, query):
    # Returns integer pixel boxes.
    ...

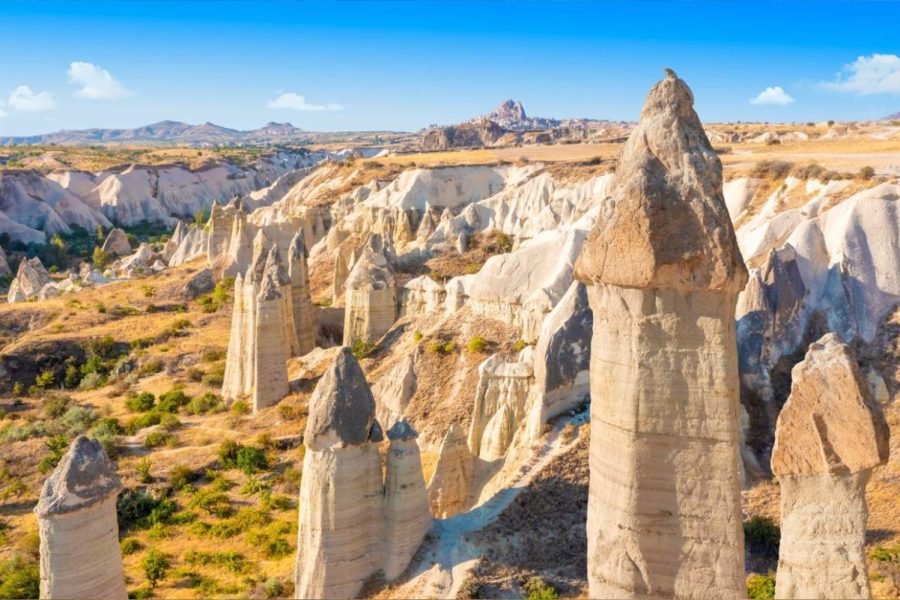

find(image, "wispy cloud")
[8,85,56,112]
[821,54,900,95]
[750,86,794,106]
[68,61,131,99]
[267,92,343,112]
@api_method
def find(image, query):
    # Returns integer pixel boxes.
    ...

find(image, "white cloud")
[266,92,343,112]
[68,61,131,99]
[750,86,795,106]
[8,85,56,111]
[822,53,900,95]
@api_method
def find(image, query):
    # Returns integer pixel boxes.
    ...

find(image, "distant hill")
[467,99,612,131]
[0,121,309,147]
[883,111,900,121]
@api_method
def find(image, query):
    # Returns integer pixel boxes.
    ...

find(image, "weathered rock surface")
[101,227,131,257]
[427,423,474,518]
[575,69,747,598]
[296,349,429,598]
[221,232,290,411]
[468,351,534,462]
[34,436,126,599]
[342,244,397,345]
[0,246,9,276]
[772,334,890,600]
[288,231,316,356]
[7,256,52,303]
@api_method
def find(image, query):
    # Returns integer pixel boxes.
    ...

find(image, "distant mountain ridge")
[883,111,900,121]
[467,99,611,131]
[0,121,308,147]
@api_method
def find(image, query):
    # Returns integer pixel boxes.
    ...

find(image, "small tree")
[92,246,112,269]
[142,549,171,589]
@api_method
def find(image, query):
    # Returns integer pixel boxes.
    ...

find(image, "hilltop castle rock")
[575,69,747,598]
[34,436,127,599]
[772,334,890,599]
[295,349,431,598]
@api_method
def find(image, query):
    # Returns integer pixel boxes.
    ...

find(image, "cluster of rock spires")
[222,229,315,412]
[295,348,431,598]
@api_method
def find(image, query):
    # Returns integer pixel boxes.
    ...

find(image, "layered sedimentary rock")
[101,227,131,257]
[34,436,127,599]
[383,420,433,580]
[772,334,890,600]
[288,231,316,356]
[427,423,474,518]
[574,69,747,598]
[222,232,290,411]
[342,245,397,345]
[8,256,52,303]
[296,349,428,598]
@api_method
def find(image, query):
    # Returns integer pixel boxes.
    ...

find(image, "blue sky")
[1,0,899,135]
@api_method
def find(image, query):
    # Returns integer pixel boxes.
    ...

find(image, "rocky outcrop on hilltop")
[222,232,290,412]
[101,227,131,257]
[575,70,747,598]
[342,243,397,346]
[295,349,431,598]
[7,256,52,303]
[34,436,126,599]
[772,334,890,599]
[421,119,508,152]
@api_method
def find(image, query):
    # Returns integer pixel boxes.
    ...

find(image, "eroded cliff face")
[772,334,890,600]
[34,436,127,600]
[575,70,747,598]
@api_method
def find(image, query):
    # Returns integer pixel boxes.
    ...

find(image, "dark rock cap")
[387,418,418,441]
[305,347,376,449]
[35,436,121,517]
[575,68,747,293]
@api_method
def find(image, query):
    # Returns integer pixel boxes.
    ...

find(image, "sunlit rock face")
[35,436,127,600]
[575,69,747,599]
[342,244,397,346]
[772,334,890,600]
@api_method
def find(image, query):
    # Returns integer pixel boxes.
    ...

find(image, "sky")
[1,0,899,136]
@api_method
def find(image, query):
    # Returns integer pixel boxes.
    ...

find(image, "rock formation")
[34,436,127,599]
[342,244,397,346]
[7,256,52,303]
[772,333,890,600]
[288,231,316,356]
[222,232,290,412]
[468,351,534,462]
[0,246,9,276]
[574,69,747,598]
[383,420,433,581]
[207,199,241,264]
[101,227,131,257]
[427,423,473,518]
[372,352,417,431]
[295,349,430,598]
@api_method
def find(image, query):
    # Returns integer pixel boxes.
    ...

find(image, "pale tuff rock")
[296,349,429,598]
[207,199,240,265]
[288,231,316,356]
[221,232,290,412]
[575,71,746,294]
[163,221,188,260]
[0,246,9,276]
[467,352,534,462]
[223,210,254,277]
[401,276,446,316]
[576,70,746,598]
[772,334,890,600]
[35,436,126,599]
[331,243,356,305]
[167,225,209,267]
[427,423,474,518]
[524,281,592,443]
[7,257,52,303]
[383,420,433,580]
[100,227,131,257]
[342,246,397,346]
[372,352,417,431]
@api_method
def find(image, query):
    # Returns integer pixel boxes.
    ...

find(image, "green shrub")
[126,412,162,434]
[137,458,153,484]
[169,466,198,491]
[38,435,70,475]
[126,392,156,413]
[513,339,528,352]
[63,364,81,388]
[189,489,233,518]
[466,335,487,353]
[743,516,780,558]
[201,363,226,387]
[0,556,40,600]
[495,231,513,252]
[186,393,222,415]
[236,446,268,475]
[746,573,775,600]
[137,359,164,377]
[92,246,112,269]
[35,370,56,389]
[871,543,900,562]
[523,576,558,600]
[350,338,377,359]
[858,165,876,180]
[142,549,171,589]
[117,489,177,532]
[120,538,142,555]
[201,348,226,362]
[43,395,72,419]
[413,331,423,343]
[230,399,250,415]
[144,431,174,449]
